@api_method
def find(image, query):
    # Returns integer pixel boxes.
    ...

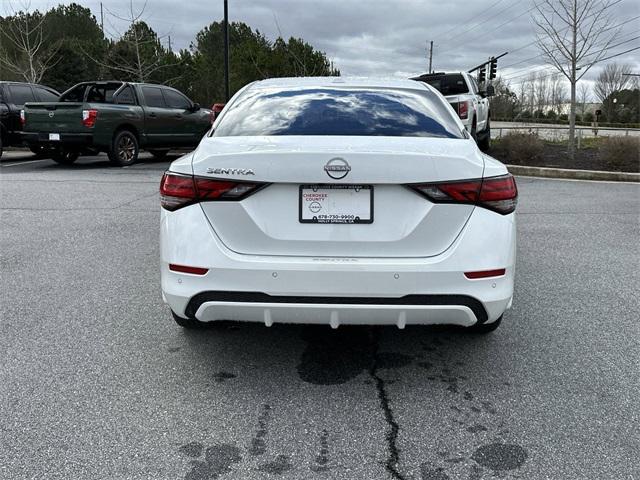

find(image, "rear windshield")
[214,87,463,139]
[419,74,469,96]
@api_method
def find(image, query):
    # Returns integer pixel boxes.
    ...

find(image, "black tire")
[0,134,3,159]
[148,149,170,159]
[51,148,79,165]
[172,310,205,329]
[470,117,478,142]
[108,130,139,166]
[477,118,491,151]
[466,315,502,334]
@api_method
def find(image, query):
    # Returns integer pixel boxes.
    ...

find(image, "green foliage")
[1,4,338,104]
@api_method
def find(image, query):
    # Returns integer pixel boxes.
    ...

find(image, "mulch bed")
[488,143,639,173]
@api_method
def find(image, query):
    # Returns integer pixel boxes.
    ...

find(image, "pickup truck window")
[114,86,136,105]
[142,87,166,108]
[163,89,191,110]
[61,85,86,102]
[421,74,469,96]
[87,84,119,103]
[8,84,36,105]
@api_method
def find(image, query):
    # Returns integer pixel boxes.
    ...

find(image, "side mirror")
[485,85,495,97]
[211,103,225,123]
[191,102,201,112]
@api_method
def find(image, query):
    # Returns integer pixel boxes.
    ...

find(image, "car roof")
[249,76,430,91]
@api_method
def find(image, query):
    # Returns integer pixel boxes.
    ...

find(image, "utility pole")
[168,35,172,52]
[223,0,230,102]
[100,2,104,33]
[428,41,433,73]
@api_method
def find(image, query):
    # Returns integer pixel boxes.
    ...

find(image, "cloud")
[21,0,640,88]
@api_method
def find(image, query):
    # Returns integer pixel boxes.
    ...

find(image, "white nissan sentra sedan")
[160,77,517,333]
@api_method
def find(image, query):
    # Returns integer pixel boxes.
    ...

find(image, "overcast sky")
[18,0,640,95]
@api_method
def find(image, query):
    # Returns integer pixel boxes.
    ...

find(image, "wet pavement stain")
[421,462,451,480]
[466,424,488,434]
[181,443,242,480]
[257,454,293,475]
[377,352,414,370]
[296,327,372,385]
[179,441,204,458]
[249,404,271,456]
[212,371,236,383]
[471,443,527,472]
[310,429,330,472]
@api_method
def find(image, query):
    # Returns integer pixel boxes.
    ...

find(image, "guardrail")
[492,125,640,146]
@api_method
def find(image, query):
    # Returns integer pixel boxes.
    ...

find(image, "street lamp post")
[223,0,230,102]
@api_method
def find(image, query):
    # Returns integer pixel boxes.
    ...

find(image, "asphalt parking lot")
[1,152,638,480]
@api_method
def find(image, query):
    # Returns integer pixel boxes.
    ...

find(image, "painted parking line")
[0,159,48,167]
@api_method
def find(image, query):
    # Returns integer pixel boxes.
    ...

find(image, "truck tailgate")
[24,103,85,133]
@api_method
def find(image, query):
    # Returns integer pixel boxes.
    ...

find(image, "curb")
[506,164,639,183]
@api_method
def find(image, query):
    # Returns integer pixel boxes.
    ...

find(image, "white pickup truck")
[412,72,492,151]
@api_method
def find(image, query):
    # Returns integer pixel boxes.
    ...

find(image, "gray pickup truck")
[22,81,212,166]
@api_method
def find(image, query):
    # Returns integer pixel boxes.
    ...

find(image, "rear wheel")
[0,134,3,159]
[148,149,170,159]
[51,148,79,165]
[466,315,502,334]
[477,118,491,151]
[172,310,205,329]
[108,130,139,166]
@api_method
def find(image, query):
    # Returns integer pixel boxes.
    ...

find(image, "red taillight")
[464,269,506,279]
[160,172,264,211]
[82,109,98,128]
[169,264,209,275]
[410,174,518,214]
[458,101,468,119]
[20,109,26,127]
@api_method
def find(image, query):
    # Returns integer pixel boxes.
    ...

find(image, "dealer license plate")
[299,185,373,224]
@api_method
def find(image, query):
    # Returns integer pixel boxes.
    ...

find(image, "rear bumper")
[20,131,93,147]
[160,204,516,327]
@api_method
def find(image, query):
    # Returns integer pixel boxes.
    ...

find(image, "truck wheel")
[51,148,79,165]
[477,118,491,151]
[108,130,139,166]
[148,149,170,159]
[470,117,478,142]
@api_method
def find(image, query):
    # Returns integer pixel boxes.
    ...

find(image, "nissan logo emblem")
[324,158,351,179]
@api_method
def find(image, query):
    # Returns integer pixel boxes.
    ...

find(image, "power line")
[431,0,511,42]
[501,12,639,70]
[503,33,640,82]
[437,1,543,56]
[506,45,640,85]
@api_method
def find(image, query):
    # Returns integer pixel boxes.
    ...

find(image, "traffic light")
[489,58,497,79]
[478,67,486,83]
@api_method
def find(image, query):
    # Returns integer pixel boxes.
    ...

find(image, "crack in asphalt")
[368,329,409,480]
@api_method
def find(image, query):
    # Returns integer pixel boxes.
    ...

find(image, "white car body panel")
[160,77,516,328]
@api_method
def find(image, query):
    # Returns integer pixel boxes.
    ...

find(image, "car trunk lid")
[193,135,484,258]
